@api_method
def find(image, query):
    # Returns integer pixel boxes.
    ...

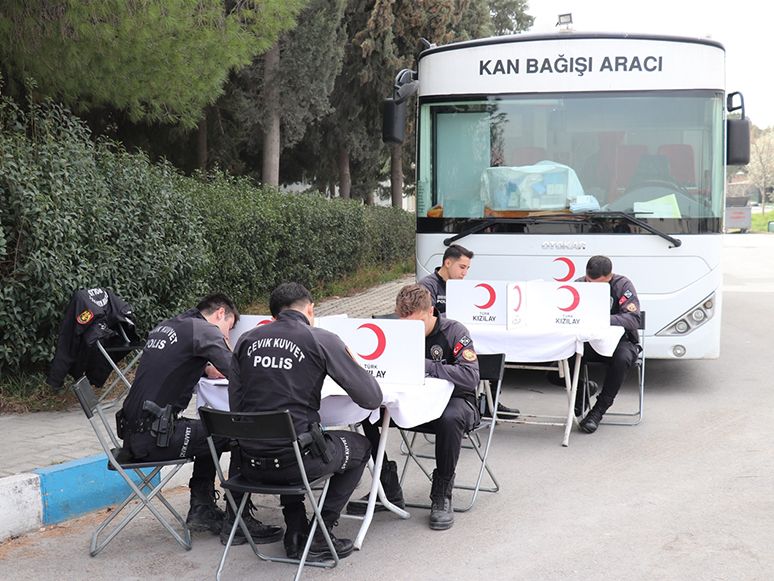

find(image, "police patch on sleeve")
[461,349,477,362]
[453,335,472,355]
[626,302,638,312]
[77,310,94,324]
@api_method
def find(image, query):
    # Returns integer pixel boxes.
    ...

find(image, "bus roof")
[417,31,725,62]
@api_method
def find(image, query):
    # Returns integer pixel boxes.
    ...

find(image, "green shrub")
[0,98,415,381]
[0,99,209,376]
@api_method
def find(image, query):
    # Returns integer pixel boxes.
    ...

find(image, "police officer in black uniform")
[352,284,480,531]
[573,255,642,433]
[417,243,474,316]
[418,244,520,419]
[119,292,282,543]
[229,283,382,562]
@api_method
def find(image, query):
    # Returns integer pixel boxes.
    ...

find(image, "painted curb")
[0,473,43,541]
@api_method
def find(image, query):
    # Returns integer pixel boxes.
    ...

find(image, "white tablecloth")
[196,377,454,430]
[466,324,624,362]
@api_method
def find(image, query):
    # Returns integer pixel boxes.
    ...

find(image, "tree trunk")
[328,178,336,199]
[196,114,207,177]
[338,145,351,199]
[391,143,403,208]
[262,42,281,187]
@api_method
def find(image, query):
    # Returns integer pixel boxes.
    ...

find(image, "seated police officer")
[418,245,519,420]
[119,292,282,543]
[351,284,480,530]
[228,283,382,561]
[547,255,642,433]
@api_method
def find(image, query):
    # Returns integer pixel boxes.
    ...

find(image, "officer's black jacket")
[576,273,642,344]
[418,268,447,315]
[229,309,382,455]
[424,315,480,401]
[46,288,140,389]
[122,308,233,421]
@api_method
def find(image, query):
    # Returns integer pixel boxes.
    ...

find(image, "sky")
[525,0,773,129]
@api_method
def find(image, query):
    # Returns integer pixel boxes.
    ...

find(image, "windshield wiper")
[583,211,682,247]
[442,211,682,248]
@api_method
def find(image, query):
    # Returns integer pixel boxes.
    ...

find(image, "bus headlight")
[673,345,686,357]
[657,293,716,337]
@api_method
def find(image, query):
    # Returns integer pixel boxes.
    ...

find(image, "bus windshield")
[417,90,725,234]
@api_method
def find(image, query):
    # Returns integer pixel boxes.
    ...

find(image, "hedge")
[0,99,414,379]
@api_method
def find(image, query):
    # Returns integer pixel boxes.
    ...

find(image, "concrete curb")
[0,454,194,541]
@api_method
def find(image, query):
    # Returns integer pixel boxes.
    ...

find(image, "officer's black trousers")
[547,339,639,406]
[124,417,228,483]
[581,339,639,405]
[362,396,477,482]
[235,430,371,523]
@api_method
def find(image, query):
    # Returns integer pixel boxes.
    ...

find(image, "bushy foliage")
[0,98,211,376]
[189,175,414,307]
[0,100,414,379]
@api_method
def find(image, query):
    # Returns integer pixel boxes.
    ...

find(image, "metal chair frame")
[578,312,646,426]
[397,353,506,512]
[71,376,192,556]
[95,323,145,409]
[199,408,340,581]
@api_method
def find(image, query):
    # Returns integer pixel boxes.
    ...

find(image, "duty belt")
[117,414,155,434]
[241,448,309,470]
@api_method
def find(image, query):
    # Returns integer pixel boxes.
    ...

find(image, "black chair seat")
[220,473,331,497]
[107,448,190,470]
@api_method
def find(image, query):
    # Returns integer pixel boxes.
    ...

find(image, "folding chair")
[199,408,341,581]
[397,353,506,512]
[578,312,646,426]
[71,376,192,556]
[96,322,145,409]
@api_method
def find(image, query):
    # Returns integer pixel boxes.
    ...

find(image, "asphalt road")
[1,234,773,581]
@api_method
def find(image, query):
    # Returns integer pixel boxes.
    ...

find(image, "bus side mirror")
[727,118,750,166]
[383,98,407,144]
[727,91,750,166]
[382,68,418,145]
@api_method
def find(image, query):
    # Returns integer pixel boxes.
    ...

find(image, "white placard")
[506,282,528,329]
[230,314,273,347]
[522,281,610,329]
[317,318,426,385]
[446,279,508,326]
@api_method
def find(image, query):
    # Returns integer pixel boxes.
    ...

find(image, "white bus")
[384,32,750,359]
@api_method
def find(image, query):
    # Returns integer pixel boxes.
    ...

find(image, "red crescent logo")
[357,323,387,360]
[474,283,496,309]
[512,285,522,312]
[557,285,581,312]
[256,320,271,326]
[553,257,575,282]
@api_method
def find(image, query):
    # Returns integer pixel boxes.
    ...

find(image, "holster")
[142,400,174,448]
[300,422,332,463]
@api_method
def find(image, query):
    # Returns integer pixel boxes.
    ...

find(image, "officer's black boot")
[219,496,284,546]
[307,513,354,562]
[346,459,405,515]
[429,469,455,531]
[579,395,613,434]
[186,478,226,534]
[283,502,309,559]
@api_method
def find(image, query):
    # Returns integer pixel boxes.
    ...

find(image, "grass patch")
[750,208,774,232]
[0,373,79,414]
